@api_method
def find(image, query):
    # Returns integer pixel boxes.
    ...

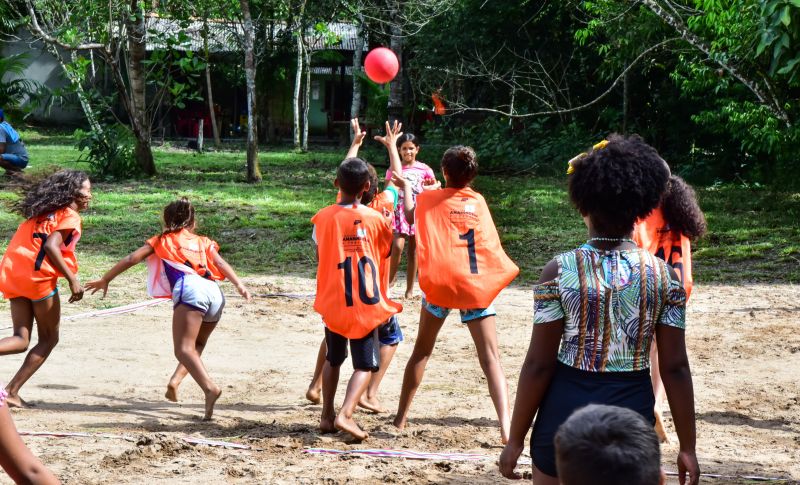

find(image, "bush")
[74,124,138,179]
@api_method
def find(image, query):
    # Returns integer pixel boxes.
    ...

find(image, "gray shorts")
[172,274,225,323]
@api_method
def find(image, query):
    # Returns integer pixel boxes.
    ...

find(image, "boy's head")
[441,145,478,188]
[360,163,380,206]
[555,404,664,485]
[336,157,371,198]
[568,134,669,236]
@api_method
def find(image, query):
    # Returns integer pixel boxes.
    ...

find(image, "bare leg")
[5,296,61,408]
[0,405,59,484]
[393,307,446,429]
[466,315,511,444]
[532,465,559,485]
[171,305,220,420]
[650,340,669,443]
[388,234,406,287]
[405,236,417,299]
[334,370,372,440]
[320,361,338,434]
[166,321,217,402]
[306,338,326,404]
[359,344,398,413]
[0,298,34,355]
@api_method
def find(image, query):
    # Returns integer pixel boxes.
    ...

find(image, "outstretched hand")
[374,120,402,147]
[68,279,85,303]
[237,284,253,302]
[84,278,109,298]
[350,118,367,147]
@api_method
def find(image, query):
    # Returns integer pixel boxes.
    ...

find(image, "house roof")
[144,17,366,54]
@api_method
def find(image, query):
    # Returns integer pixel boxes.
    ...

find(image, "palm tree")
[0,53,39,110]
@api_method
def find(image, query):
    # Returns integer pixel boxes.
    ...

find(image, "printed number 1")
[459,229,479,274]
[337,256,381,307]
[33,233,48,271]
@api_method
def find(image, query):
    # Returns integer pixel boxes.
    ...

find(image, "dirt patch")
[1,277,798,484]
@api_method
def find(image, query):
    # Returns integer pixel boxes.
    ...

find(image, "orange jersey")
[312,204,402,339]
[416,187,519,308]
[634,208,694,298]
[145,229,224,298]
[0,207,82,300]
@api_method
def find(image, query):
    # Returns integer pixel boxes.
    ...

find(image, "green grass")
[2,135,799,291]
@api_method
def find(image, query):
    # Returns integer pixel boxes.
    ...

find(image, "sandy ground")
[0,275,798,484]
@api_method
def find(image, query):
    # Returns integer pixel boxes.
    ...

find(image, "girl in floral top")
[499,135,699,485]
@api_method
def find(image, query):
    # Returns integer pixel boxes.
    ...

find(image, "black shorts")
[325,327,380,372]
[530,362,655,477]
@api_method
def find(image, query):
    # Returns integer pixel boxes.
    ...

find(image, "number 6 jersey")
[0,207,82,300]
[415,187,519,309]
[312,203,402,339]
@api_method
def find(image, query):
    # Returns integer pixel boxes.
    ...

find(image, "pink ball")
[364,47,399,84]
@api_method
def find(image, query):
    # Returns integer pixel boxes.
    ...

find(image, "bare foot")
[5,394,29,408]
[358,396,387,413]
[320,414,336,434]
[203,387,222,421]
[335,414,368,441]
[306,387,321,404]
[165,383,179,402]
[654,411,670,443]
[404,290,415,299]
[392,415,407,430]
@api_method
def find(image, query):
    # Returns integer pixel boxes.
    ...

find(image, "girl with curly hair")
[0,170,91,408]
[86,198,251,420]
[498,135,699,485]
[635,174,707,443]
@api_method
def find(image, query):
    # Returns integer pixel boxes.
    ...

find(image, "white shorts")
[172,274,225,323]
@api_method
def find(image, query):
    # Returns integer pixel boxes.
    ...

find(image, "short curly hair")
[442,145,478,188]
[568,134,669,236]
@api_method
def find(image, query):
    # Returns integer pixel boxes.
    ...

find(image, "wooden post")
[197,119,204,152]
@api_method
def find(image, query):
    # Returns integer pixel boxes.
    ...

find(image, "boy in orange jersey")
[312,157,402,440]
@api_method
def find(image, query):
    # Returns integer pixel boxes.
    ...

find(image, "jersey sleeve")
[145,234,160,249]
[54,209,81,232]
[533,279,564,324]
[384,187,399,209]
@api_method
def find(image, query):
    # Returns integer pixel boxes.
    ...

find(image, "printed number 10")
[459,229,479,274]
[337,256,381,307]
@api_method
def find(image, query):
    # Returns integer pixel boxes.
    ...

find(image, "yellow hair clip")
[567,140,609,175]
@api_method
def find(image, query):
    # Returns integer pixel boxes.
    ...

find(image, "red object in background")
[174,105,213,137]
[432,92,446,115]
[364,47,399,84]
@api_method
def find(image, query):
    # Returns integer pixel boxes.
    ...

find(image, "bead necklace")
[587,237,636,245]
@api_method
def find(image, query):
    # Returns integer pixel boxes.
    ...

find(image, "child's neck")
[338,195,361,206]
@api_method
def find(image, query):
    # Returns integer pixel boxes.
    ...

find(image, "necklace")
[587,237,636,245]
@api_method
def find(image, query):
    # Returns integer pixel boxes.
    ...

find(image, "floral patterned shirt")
[533,245,686,372]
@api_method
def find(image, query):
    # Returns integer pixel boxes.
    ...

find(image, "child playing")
[498,135,699,485]
[0,386,60,484]
[312,157,402,440]
[306,119,409,413]
[0,170,91,408]
[85,198,251,420]
[386,133,435,299]
[392,146,518,444]
[634,174,706,442]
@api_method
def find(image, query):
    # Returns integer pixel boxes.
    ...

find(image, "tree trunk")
[54,49,104,135]
[387,19,403,123]
[241,0,261,182]
[293,31,304,149]
[126,1,156,175]
[203,17,221,148]
[302,50,310,151]
[622,63,629,134]
[350,16,365,142]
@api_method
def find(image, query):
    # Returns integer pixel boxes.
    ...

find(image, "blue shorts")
[32,288,58,302]
[0,153,28,169]
[422,297,496,323]
[377,315,403,346]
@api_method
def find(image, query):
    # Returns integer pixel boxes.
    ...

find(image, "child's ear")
[362,180,371,195]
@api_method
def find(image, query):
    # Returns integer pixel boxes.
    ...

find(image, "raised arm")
[212,251,252,301]
[345,118,367,159]
[499,259,563,479]
[44,229,83,303]
[374,120,404,184]
[85,244,155,298]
